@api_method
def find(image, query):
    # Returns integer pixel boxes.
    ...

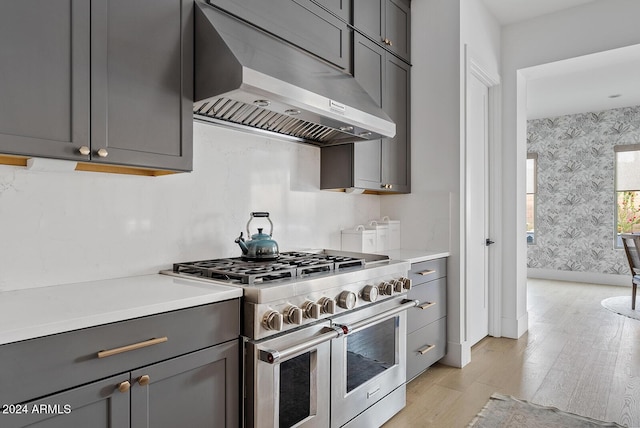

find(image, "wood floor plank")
[383,279,640,428]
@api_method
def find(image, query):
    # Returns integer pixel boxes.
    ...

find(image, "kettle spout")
[234,232,249,255]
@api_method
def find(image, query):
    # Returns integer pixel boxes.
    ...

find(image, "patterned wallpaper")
[527,105,640,276]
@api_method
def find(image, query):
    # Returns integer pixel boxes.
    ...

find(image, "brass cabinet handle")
[138,375,151,386]
[117,380,131,393]
[98,337,168,359]
[78,146,90,156]
[418,344,436,355]
[417,269,436,276]
[96,148,109,158]
[418,301,436,310]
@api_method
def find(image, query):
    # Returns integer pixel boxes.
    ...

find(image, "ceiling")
[481,0,640,120]
[481,0,597,26]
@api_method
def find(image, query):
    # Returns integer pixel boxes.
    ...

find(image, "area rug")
[601,296,640,321]
[468,393,623,427]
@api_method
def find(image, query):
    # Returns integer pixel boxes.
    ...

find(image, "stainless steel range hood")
[194,1,396,146]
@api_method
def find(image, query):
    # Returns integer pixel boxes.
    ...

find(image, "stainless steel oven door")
[330,298,417,428]
[245,321,342,428]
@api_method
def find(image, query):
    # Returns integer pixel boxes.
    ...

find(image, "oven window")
[279,352,312,427]
[346,317,397,393]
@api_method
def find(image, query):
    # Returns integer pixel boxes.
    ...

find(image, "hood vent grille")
[195,97,345,144]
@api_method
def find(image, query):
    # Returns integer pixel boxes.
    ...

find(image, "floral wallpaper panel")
[527,105,640,276]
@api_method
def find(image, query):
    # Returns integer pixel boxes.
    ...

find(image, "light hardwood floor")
[384,279,640,427]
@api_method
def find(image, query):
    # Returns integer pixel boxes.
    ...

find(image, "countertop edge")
[376,249,450,264]
[0,274,243,346]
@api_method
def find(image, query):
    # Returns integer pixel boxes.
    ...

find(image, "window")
[615,145,640,247]
[526,153,537,244]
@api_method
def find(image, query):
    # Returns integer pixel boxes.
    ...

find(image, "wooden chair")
[620,233,640,310]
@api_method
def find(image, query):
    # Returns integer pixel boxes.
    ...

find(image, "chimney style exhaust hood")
[194,1,396,146]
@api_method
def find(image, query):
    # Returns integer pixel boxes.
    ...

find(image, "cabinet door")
[353,0,410,62]
[0,375,129,428]
[208,0,351,70]
[382,54,410,192]
[385,0,410,61]
[131,341,240,428]
[353,0,384,42]
[313,0,351,23]
[353,34,384,189]
[91,0,193,171]
[0,0,90,161]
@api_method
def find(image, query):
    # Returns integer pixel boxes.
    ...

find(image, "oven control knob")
[262,310,284,331]
[318,297,336,314]
[283,305,303,325]
[301,301,321,319]
[362,285,379,302]
[401,277,412,290]
[379,281,394,296]
[337,291,357,310]
[393,279,404,293]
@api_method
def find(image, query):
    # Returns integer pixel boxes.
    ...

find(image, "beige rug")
[468,394,623,427]
[601,296,640,321]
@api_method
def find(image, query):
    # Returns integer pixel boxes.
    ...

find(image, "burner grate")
[172,252,366,285]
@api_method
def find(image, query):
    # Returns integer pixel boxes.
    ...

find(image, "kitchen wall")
[0,123,381,291]
[527,106,640,282]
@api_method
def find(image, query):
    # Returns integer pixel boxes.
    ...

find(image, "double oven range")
[163,250,415,428]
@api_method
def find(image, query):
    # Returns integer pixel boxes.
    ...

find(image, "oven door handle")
[344,299,419,333]
[258,326,345,364]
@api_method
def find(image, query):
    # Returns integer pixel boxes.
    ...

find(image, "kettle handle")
[247,212,274,237]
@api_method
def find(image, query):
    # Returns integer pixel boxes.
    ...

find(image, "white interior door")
[467,71,490,347]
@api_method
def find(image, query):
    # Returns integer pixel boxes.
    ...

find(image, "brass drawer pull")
[138,375,151,386]
[417,269,436,276]
[418,301,436,310]
[418,344,436,355]
[98,337,168,359]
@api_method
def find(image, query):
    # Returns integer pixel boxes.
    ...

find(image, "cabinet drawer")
[407,277,446,333]
[408,258,446,285]
[406,317,446,382]
[0,300,240,405]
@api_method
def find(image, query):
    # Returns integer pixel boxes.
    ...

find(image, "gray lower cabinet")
[353,0,410,62]
[207,0,352,71]
[0,300,240,428]
[0,0,192,172]
[406,258,447,381]
[321,33,410,193]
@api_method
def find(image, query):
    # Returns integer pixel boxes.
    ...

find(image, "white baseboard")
[527,268,630,287]
[441,340,471,368]
[501,311,528,339]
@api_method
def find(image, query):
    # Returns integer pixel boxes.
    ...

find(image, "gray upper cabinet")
[353,0,410,62]
[208,0,352,71]
[313,0,351,22]
[90,0,192,171]
[0,0,90,161]
[321,33,410,193]
[0,0,192,172]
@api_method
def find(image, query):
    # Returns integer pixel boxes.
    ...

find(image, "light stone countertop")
[377,249,450,264]
[0,274,242,346]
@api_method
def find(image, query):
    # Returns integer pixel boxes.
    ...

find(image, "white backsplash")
[0,123,381,291]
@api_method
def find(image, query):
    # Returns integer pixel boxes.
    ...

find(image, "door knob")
[486,239,495,246]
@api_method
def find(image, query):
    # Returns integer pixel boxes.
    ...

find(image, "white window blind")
[616,144,640,191]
